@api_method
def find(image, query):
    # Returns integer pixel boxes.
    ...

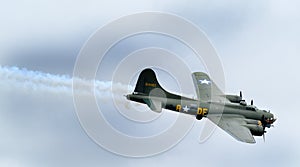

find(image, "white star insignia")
[199,79,211,85]
[183,105,190,112]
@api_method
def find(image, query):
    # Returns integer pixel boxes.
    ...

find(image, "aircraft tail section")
[134,68,165,96]
[131,69,170,112]
[127,68,195,113]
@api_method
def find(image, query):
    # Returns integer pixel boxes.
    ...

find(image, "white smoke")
[0,65,134,99]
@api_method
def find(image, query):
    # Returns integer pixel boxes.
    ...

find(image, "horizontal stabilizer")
[144,98,162,113]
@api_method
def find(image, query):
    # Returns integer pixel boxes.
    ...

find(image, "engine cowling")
[245,124,264,136]
[225,95,242,103]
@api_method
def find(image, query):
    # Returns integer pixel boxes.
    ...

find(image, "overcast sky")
[1,0,300,166]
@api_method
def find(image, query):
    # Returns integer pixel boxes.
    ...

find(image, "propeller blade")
[251,100,253,105]
[239,91,242,98]
[263,133,265,142]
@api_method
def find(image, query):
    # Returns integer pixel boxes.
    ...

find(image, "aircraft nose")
[267,113,277,124]
[270,112,277,121]
[267,110,275,119]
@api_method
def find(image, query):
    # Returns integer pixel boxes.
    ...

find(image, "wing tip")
[239,138,256,144]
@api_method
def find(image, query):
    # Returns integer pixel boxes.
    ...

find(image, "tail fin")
[134,68,165,96]
[129,68,183,113]
[133,68,169,112]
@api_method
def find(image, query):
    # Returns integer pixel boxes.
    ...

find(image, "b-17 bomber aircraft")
[126,69,276,143]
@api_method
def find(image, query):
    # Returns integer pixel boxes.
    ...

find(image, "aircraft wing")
[192,72,227,102]
[208,115,256,143]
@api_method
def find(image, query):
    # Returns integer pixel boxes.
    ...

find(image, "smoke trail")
[0,66,150,116]
[0,65,133,98]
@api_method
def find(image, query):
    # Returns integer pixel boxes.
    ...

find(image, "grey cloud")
[1,0,300,166]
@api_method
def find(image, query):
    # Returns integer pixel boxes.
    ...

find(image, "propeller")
[239,91,243,98]
[261,115,266,142]
[260,115,276,142]
[251,100,254,105]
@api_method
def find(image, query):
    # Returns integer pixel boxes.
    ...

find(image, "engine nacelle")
[225,95,242,103]
[245,124,264,136]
